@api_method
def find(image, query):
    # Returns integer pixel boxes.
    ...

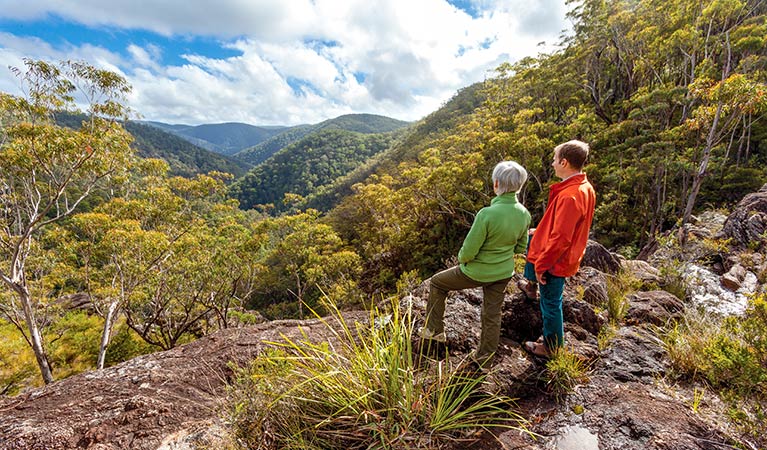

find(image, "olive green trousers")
[424,266,510,364]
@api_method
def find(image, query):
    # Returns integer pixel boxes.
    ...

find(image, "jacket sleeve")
[533,196,580,275]
[458,209,487,264]
[514,212,532,254]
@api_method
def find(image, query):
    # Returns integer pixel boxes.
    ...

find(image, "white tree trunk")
[97,300,119,369]
[18,285,54,384]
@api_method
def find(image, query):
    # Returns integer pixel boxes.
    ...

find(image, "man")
[518,140,596,357]
[420,161,531,368]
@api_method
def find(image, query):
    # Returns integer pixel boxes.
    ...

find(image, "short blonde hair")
[492,161,528,195]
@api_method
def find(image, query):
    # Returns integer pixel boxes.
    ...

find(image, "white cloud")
[0,0,570,125]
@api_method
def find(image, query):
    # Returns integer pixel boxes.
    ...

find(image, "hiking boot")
[517,279,539,301]
[418,327,446,343]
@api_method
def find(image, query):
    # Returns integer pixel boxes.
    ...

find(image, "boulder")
[621,259,662,286]
[567,266,609,306]
[581,240,621,274]
[563,297,605,336]
[720,183,767,249]
[720,264,747,291]
[625,290,684,326]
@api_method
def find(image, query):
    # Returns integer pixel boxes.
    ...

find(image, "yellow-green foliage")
[226,298,527,449]
[0,320,40,394]
[545,348,590,398]
[659,295,767,442]
[605,270,641,324]
[104,322,160,367]
[46,311,102,380]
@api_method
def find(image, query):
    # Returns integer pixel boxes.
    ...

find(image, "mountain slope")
[234,114,410,166]
[230,128,400,212]
[125,121,251,178]
[55,113,250,178]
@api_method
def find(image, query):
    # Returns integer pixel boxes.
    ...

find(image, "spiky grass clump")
[605,270,641,324]
[226,297,527,449]
[545,348,590,397]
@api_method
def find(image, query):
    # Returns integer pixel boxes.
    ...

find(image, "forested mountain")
[329,0,767,290]
[230,128,402,212]
[125,122,251,178]
[234,124,316,165]
[233,114,410,165]
[55,114,250,178]
[143,121,287,156]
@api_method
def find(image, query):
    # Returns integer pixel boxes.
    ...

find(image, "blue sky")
[0,0,570,126]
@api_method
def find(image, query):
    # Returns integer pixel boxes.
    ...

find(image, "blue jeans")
[524,254,566,350]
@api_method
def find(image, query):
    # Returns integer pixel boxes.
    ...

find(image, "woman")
[420,160,531,367]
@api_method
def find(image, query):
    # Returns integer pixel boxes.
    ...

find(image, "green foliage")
[0,319,39,394]
[545,348,590,398]
[125,121,250,177]
[231,129,398,212]
[104,322,159,367]
[605,270,641,324]
[249,210,363,319]
[55,114,251,178]
[226,298,527,449]
[659,296,767,442]
[45,311,101,379]
[234,114,409,166]
[0,59,136,383]
[163,121,286,156]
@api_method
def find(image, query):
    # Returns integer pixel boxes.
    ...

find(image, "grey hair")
[492,161,528,195]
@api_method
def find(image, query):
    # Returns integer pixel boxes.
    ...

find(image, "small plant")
[691,387,705,413]
[657,258,687,301]
[605,270,640,324]
[225,296,528,449]
[545,348,589,398]
[597,324,617,351]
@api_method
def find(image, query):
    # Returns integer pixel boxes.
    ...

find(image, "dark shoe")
[517,279,539,301]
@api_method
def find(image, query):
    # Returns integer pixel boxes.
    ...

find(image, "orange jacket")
[527,173,595,278]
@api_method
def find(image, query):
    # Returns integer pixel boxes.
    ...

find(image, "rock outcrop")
[720,183,767,250]
[0,260,747,450]
[0,314,367,450]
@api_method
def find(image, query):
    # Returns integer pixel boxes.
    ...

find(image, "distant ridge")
[140,121,288,156]
[234,113,410,166]
[54,113,250,178]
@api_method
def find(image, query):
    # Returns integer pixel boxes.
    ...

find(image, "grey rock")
[626,290,685,326]
[622,259,662,286]
[720,183,767,249]
[581,240,621,274]
[567,267,608,306]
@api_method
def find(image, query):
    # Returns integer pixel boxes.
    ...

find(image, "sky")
[0,0,571,126]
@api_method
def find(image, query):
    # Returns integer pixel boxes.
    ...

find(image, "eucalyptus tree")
[0,60,133,383]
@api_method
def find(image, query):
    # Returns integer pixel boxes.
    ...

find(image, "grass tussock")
[545,348,590,398]
[225,297,528,449]
[605,270,641,324]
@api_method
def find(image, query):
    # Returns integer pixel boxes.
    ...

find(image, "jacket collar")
[491,192,519,205]
[550,173,588,195]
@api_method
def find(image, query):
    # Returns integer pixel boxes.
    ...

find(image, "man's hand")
[536,271,547,285]
[528,228,536,236]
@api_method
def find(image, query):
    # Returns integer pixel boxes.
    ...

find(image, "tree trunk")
[682,102,723,227]
[18,286,54,384]
[97,300,119,369]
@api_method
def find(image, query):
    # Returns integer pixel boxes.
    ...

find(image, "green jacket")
[458,193,531,283]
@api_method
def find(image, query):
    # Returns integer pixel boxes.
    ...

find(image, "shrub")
[226,297,528,449]
[658,296,767,445]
